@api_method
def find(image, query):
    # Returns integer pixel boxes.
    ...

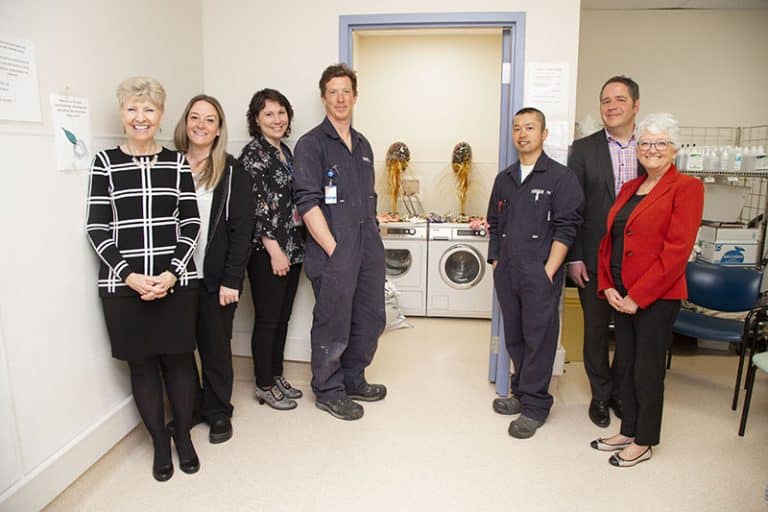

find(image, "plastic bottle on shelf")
[719,146,731,172]
[756,146,768,171]
[733,146,743,172]
[677,144,688,170]
[706,146,718,170]
[687,144,704,171]
[744,146,757,171]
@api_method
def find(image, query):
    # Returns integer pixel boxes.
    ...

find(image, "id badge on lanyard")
[325,167,338,205]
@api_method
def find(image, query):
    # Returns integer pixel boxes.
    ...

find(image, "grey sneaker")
[255,385,297,410]
[274,376,303,399]
[508,415,544,439]
[492,396,522,415]
[315,398,364,420]
[347,383,387,402]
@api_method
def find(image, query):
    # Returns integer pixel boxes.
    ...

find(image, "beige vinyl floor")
[46,318,768,512]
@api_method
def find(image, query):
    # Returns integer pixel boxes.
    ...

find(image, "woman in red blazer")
[590,113,704,467]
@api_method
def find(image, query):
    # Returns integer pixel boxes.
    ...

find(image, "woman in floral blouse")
[239,89,305,410]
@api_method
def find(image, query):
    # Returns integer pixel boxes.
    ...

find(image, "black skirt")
[101,286,197,361]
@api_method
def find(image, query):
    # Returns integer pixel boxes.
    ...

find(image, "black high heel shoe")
[152,440,174,482]
[153,461,174,482]
[169,427,200,474]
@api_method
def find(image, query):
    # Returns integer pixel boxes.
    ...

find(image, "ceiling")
[582,0,768,8]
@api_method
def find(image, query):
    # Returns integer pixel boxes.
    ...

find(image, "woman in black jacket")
[174,94,254,443]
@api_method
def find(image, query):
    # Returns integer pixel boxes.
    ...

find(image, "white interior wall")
[202,0,582,149]
[354,31,502,218]
[576,9,768,128]
[0,2,204,511]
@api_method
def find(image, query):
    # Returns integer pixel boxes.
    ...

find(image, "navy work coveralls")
[293,117,386,401]
[486,152,583,421]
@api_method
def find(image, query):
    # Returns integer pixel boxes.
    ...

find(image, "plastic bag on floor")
[385,280,412,330]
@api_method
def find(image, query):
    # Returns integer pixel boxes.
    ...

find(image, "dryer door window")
[440,244,484,290]
[385,248,413,278]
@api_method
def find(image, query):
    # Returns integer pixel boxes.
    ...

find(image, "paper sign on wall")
[50,94,92,171]
[0,33,41,122]
[524,62,569,117]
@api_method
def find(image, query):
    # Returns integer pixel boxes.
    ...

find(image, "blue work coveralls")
[293,117,386,401]
[486,152,583,421]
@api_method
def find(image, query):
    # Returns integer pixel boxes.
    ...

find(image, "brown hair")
[319,63,358,97]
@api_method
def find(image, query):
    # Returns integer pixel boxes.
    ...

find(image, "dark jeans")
[196,287,237,421]
[613,294,680,446]
[247,250,302,388]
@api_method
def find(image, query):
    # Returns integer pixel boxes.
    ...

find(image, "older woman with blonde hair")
[591,112,703,467]
[86,76,201,482]
[174,94,253,444]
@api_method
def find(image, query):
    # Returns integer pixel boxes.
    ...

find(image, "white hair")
[635,112,680,145]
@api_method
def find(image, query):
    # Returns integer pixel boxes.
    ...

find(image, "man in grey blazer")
[567,76,644,428]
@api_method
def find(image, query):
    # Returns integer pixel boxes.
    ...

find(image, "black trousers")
[494,259,564,422]
[196,287,237,421]
[304,223,386,401]
[247,250,302,389]
[579,270,622,402]
[613,296,680,446]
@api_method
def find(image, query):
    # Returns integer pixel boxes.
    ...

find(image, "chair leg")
[738,362,757,436]
[666,347,672,370]
[733,342,747,410]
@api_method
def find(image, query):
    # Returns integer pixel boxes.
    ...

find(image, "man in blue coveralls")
[487,108,583,438]
[293,64,387,421]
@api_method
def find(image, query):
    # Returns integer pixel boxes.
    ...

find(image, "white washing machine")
[427,223,493,318]
[380,221,428,316]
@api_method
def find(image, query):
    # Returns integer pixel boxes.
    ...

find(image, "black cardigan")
[201,155,254,293]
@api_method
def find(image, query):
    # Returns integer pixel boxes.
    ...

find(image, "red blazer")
[597,165,704,309]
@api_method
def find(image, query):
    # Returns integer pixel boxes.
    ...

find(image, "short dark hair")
[514,107,546,130]
[319,63,358,97]
[600,75,639,102]
[246,88,294,138]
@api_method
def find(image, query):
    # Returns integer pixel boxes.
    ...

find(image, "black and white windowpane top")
[86,147,201,296]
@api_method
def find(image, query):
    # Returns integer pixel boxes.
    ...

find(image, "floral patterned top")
[238,135,305,264]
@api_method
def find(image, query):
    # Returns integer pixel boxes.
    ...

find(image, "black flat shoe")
[589,399,611,428]
[209,417,233,444]
[590,437,632,452]
[609,446,652,467]
[179,455,200,474]
[152,462,174,482]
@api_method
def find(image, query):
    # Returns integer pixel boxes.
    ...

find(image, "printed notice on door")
[524,62,569,117]
[0,33,41,122]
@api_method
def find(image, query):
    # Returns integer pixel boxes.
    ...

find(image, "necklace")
[125,143,159,170]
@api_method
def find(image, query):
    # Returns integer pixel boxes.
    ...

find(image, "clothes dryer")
[427,223,493,318]
[380,221,428,316]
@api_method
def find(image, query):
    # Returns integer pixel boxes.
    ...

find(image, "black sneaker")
[508,415,545,439]
[315,398,364,420]
[492,396,522,415]
[209,417,233,444]
[347,383,387,402]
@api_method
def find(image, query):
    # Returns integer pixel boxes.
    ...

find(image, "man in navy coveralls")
[487,108,583,438]
[293,64,387,421]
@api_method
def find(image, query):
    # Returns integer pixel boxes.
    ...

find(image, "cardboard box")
[698,223,758,244]
[698,241,757,266]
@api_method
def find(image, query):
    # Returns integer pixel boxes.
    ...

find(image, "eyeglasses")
[638,140,673,151]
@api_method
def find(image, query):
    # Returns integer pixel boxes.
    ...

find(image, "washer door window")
[385,248,413,278]
[439,244,484,289]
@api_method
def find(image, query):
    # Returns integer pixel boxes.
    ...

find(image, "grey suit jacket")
[566,129,645,273]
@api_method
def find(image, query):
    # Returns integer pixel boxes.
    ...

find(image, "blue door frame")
[339,13,526,396]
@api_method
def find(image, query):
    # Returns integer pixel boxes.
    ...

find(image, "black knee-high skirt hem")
[101,287,197,361]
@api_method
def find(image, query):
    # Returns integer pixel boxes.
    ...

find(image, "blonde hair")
[174,94,229,190]
[116,76,166,109]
